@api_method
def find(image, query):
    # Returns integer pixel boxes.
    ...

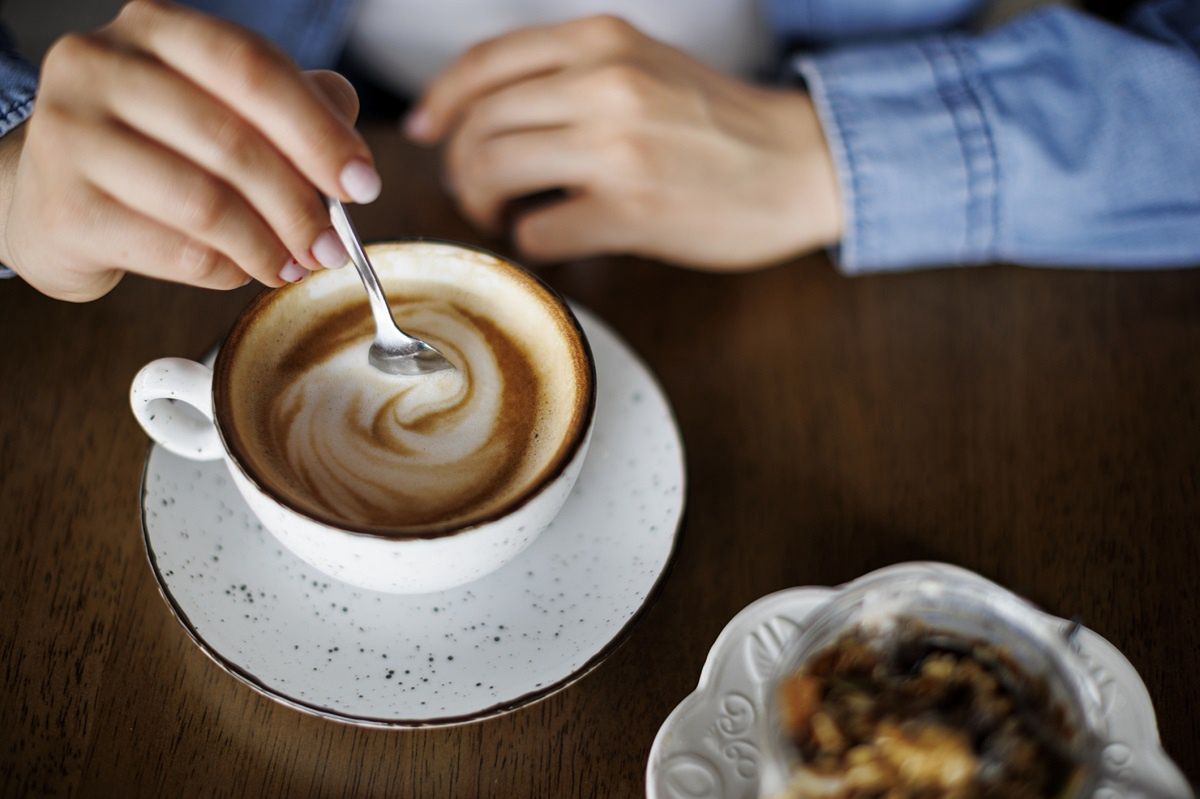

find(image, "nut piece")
[810,712,846,754]
[875,722,976,790]
[778,674,820,737]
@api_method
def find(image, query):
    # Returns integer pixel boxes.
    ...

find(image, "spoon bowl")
[324,196,455,377]
[368,335,455,376]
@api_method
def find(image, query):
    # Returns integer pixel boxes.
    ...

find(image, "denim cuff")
[0,49,37,138]
[795,36,998,273]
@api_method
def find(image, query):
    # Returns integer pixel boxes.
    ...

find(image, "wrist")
[766,89,843,252]
[0,122,28,271]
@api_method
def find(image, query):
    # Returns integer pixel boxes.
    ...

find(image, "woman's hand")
[0,0,382,302]
[407,15,841,271]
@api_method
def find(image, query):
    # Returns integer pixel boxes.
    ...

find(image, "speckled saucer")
[140,306,684,727]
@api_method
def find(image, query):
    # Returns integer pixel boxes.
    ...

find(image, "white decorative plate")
[646,563,1192,799]
[141,305,685,726]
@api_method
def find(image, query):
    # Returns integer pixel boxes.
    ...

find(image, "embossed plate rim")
[645,587,832,799]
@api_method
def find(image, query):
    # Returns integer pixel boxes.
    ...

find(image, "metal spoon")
[324,196,455,376]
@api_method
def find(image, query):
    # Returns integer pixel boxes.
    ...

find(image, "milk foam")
[271,300,515,523]
[220,241,591,533]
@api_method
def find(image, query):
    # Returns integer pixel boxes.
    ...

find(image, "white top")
[345,0,773,97]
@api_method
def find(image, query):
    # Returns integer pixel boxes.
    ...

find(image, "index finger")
[408,15,639,143]
[108,1,381,204]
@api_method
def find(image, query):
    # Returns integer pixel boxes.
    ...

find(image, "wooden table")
[3,129,1198,797]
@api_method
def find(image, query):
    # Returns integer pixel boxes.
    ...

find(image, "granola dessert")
[776,622,1080,799]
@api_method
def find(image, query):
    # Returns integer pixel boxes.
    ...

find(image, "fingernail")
[404,109,431,141]
[340,159,382,204]
[279,259,307,284]
[311,228,350,269]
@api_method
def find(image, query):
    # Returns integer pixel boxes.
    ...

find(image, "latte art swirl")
[220,242,590,537]
[266,298,538,527]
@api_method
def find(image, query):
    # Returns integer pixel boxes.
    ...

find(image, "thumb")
[304,69,361,123]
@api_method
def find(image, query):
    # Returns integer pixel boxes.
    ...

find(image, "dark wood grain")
[2,128,1198,798]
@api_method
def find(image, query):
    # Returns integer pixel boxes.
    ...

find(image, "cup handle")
[130,357,223,461]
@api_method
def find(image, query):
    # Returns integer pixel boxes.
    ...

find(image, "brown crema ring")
[211,238,596,541]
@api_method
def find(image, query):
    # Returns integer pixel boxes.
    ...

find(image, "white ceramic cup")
[130,241,595,594]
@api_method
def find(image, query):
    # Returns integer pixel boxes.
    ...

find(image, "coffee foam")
[218,242,591,533]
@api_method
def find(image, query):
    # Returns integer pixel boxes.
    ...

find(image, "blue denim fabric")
[183,0,358,69]
[0,25,36,138]
[0,27,35,278]
[797,0,1200,271]
[763,0,984,43]
[1,0,1198,278]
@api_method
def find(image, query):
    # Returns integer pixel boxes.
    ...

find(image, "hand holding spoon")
[324,196,455,376]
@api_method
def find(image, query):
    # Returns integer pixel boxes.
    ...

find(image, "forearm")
[0,122,27,271]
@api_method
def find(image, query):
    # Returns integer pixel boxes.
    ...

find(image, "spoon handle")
[324,195,406,343]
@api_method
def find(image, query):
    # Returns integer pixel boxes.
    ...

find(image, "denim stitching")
[918,39,969,261]
[0,95,34,138]
[947,36,999,262]
[919,37,996,263]
[796,56,863,271]
[940,35,998,260]
[835,81,869,269]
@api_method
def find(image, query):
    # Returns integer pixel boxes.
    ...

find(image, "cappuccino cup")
[131,241,596,594]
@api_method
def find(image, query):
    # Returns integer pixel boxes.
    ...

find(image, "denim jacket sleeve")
[0,25,37,278]
[763,0,984,43]
[179,0,358,69]
[794,0,1200,272]
[0,25,36,138]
